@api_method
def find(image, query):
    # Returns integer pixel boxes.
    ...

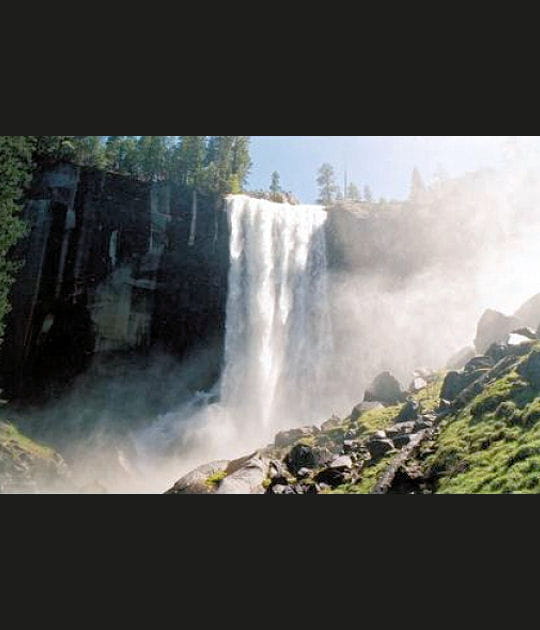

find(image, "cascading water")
[134,195,334,478]
[220,195,333,434]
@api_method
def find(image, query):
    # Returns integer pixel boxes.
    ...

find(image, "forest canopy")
[33,136,253,196]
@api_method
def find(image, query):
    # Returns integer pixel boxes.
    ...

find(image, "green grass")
[0,421,55,459]
[425,357,540,493]
[205,470,228,488]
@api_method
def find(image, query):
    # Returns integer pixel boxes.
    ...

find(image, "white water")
[132,195,334,483]
[221,195,333,432]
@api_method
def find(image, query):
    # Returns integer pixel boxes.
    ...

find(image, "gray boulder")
[350,401,384,422]
[409,377,428,392]
[285,444,317,475]
[474,309,522,354]
[321,415,342,431]
[485,342,510,363]
[396,398,421,423]
[366,438,395,459]
[215,454,269,494]
[514,293,540,330]
[464,356,494,372]
[385,421,416,438]
[364,371,405,405]
[329,455,353,470]
[440,369,489,402]
[165,460,230,494]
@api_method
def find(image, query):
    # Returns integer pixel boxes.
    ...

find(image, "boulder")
[514,293,540,330]
[296,468,312,479]
[271,484,296,495]
[485,342,510,363]
[392,434,413,449]
[385,421,416,438]
[165,460,230,494]
[216,455,269,494]
[274,426,319,448]
[464,356,494,372]
[446,346,476,371]
[366,438,395,459]
[329,455,353,470]
[395,398,421,423]
[511,327,537,340]
[321,415,342,431]
[0,422,71,494]
[285,444,317,475]
[312,447,335,467]
[517,349,540,389]
[409,377,428,392]
[440,369,489,402]
[507,333,535,347]
[364,372,405,405]
[414,417,434,431]
[314,467,350,488]
[474,309,522,354]
[350,401,384,421]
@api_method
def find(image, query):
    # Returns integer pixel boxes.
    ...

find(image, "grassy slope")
[331,376,444,494]
[427,344,540,493]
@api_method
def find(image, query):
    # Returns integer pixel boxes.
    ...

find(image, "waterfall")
[134,194,333,479]
[220,195,333,434]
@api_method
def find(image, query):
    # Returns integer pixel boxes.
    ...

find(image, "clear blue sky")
[248,136,510,203]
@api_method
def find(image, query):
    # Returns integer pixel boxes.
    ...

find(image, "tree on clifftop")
[346,182,360,201]
[0,136,33,346]
[316,163,340,205]
[270,171,282,200]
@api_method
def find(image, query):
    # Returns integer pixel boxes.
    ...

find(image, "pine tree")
[410,167,425,201]
[270,171,282,199]
[32,136,76,164]
[72,136,107,168]
[0,136,33,345]
[231,136,252,187]
[317,164,340,205]
[136,136,171,182]
[347,182,360,201]
[363,185,373,203]
[105,136,126,172]
[174,136,206,186]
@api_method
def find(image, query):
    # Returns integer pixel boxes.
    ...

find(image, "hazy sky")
[248,136,511,203]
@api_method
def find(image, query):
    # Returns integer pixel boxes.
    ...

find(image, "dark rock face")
[1,163,230,402]
[364,372,405,405]
[474,309,522,354]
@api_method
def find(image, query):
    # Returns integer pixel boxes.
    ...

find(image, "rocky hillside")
[0,420,70,493]
[167,295,540,495]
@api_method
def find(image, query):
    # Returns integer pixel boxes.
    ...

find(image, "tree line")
[32,136,252,195]
[315,163,430,205]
